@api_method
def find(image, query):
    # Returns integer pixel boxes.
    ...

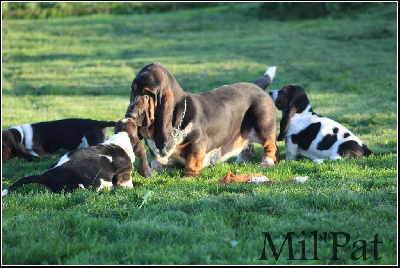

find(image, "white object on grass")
[248,176,270,183]
[292,176,309,183]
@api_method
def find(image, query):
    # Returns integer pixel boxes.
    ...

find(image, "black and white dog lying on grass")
[2,118,152,196]
[269,85,372,163]
[2,119,116,162]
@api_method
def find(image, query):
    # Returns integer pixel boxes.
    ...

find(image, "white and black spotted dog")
[269,85,372,163]
[2,118,152,196]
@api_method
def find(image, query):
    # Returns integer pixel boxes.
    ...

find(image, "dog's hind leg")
[260,140,280,167]
[249,98,281,167]
[248,129,280,167]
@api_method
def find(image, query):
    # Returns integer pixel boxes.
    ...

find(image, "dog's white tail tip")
[2,189,9,197]
[265,66,277,81]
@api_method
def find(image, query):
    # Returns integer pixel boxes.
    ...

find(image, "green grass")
[1,3,397,265]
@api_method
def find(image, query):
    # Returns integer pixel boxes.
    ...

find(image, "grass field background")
[1,3,397,265]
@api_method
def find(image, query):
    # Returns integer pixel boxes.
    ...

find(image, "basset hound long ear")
[154,88,175,150]
[13,140,34,161]
[2,131,33,161]
[277,86,309,141]
[278,106,298,141]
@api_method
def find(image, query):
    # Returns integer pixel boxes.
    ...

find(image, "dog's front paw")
[151,159,165,174]
[138,163,153,179]
[143,169,153,179]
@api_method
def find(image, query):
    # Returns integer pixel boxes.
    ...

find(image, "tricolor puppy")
[269,85,372,163]
[2,119,116,162]
[2,118,152,196]
[125,62,280,177]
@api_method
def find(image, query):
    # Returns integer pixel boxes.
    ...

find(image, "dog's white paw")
[313,159,325,164]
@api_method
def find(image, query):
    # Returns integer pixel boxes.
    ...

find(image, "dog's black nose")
[268,91,273,96]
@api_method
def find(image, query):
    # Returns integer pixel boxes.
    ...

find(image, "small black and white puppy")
[269,85,372,163]
[2,118,152,196]
[2,119,117,162]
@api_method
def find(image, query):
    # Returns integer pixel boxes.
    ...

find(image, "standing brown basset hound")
[125,62,280,177]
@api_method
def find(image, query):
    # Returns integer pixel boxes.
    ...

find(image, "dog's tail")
[362,144,372,157]
[2,174,47,197]
[253,66,277,91]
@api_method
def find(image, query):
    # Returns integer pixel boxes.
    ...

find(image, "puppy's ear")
[277,88,308,141]
[277,106,297,141]
[149,96,155,122]
[154,88,175,150]
[2,144,13,161]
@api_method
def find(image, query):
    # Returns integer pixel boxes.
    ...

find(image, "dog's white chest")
[146,122,247,167]
[146,123,194,165]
